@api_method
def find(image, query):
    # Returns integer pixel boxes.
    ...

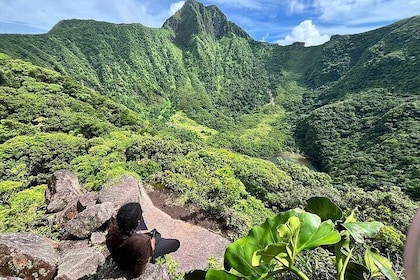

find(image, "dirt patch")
[146,187,229,238]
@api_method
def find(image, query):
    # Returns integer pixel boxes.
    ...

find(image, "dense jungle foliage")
[0,0,418,277]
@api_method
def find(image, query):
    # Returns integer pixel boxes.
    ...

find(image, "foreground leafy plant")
[195,197,398,280]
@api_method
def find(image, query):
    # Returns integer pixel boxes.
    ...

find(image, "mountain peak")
[163,0,250,45]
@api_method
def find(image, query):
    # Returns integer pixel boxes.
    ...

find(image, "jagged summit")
[163,0,250,45]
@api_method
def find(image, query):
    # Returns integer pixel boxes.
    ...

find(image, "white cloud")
[1,0,419,38]
[0,0,190,33]
[260,33,270,42]
[313,0,420,25]
[287,0,307,13]
[169,1,185,16]
[276,20,330,46]
[203,0,265,10]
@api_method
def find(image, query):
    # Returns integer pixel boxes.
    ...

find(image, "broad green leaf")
[252,242,290,268]
[365,249,398,280]
[252,223,292,267]
[225,236,269,277]
[364,249,382,278]
[205,269,241,280]
[343,221,383,243]
[223,210,301,277]
[305,197,343,222]
[290,211,340,253]
[224,209,341,279]
[296,219,341,251]
[344,261,369,280]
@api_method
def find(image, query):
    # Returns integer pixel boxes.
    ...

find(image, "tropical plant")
[195,197,398,280]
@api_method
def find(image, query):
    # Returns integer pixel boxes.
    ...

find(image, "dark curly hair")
[116,202,143,233]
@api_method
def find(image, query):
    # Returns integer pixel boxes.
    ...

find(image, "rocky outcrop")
[139,185,230,272]
[0,170,172,280]
[64,202,114,238]
[0,169,231,279]
[0,233,59,280]
[98,175,141,210]
[45,169,83,213]
[56,244,105,280]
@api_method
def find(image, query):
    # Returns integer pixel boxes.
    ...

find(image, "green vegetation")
[0,1,418,277]
[296,89,420,198]
[0,185,46,233]
[199,197,398,280]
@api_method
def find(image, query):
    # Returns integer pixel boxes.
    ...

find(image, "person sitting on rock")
[106,202,180,276]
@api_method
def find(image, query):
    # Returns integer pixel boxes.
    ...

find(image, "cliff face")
[163,0,250,46]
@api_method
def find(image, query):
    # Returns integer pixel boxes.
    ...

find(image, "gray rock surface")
[91,231,106,245]
[98,175,141,213]
[100,262,170,280]
[139,184,231,272]
[57,240,89,257]
[55,245,105,280]
[77,192,99,211]
[64,202,114,238]
[0,233,59,280]
[45,169,83,213]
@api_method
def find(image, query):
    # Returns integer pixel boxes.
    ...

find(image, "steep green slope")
[0,53,147,185]
[0,1,418,198]
[293,16,420,199]
[331,16,419,97]
[1,54,415,236]
[163,0,251,45]
[0,1,275,121]
[0,0,420,189]
[0,20,188,116]
[296,89,420,197]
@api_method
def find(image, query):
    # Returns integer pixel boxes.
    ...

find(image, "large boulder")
[47,191,99,228]
[0,233,59,280]
[98,175,142,213]
[55,245,105,280]
[100,262,170,280]
[45,169,83,213]
[64,202,114,238]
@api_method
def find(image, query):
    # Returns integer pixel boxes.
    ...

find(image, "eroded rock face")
[45,169,83,213]
[98,175,142,213]
[46,178,99,228]
[77,192,99,211]
[64,202,114,238]
[0,233,59,280]
[55,245,105,280]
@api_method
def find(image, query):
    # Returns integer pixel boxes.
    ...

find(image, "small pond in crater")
[269,151,322,172]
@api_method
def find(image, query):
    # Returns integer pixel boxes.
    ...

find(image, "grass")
[169,111,218,140]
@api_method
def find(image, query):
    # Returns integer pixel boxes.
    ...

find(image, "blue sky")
[0,0,419,46]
